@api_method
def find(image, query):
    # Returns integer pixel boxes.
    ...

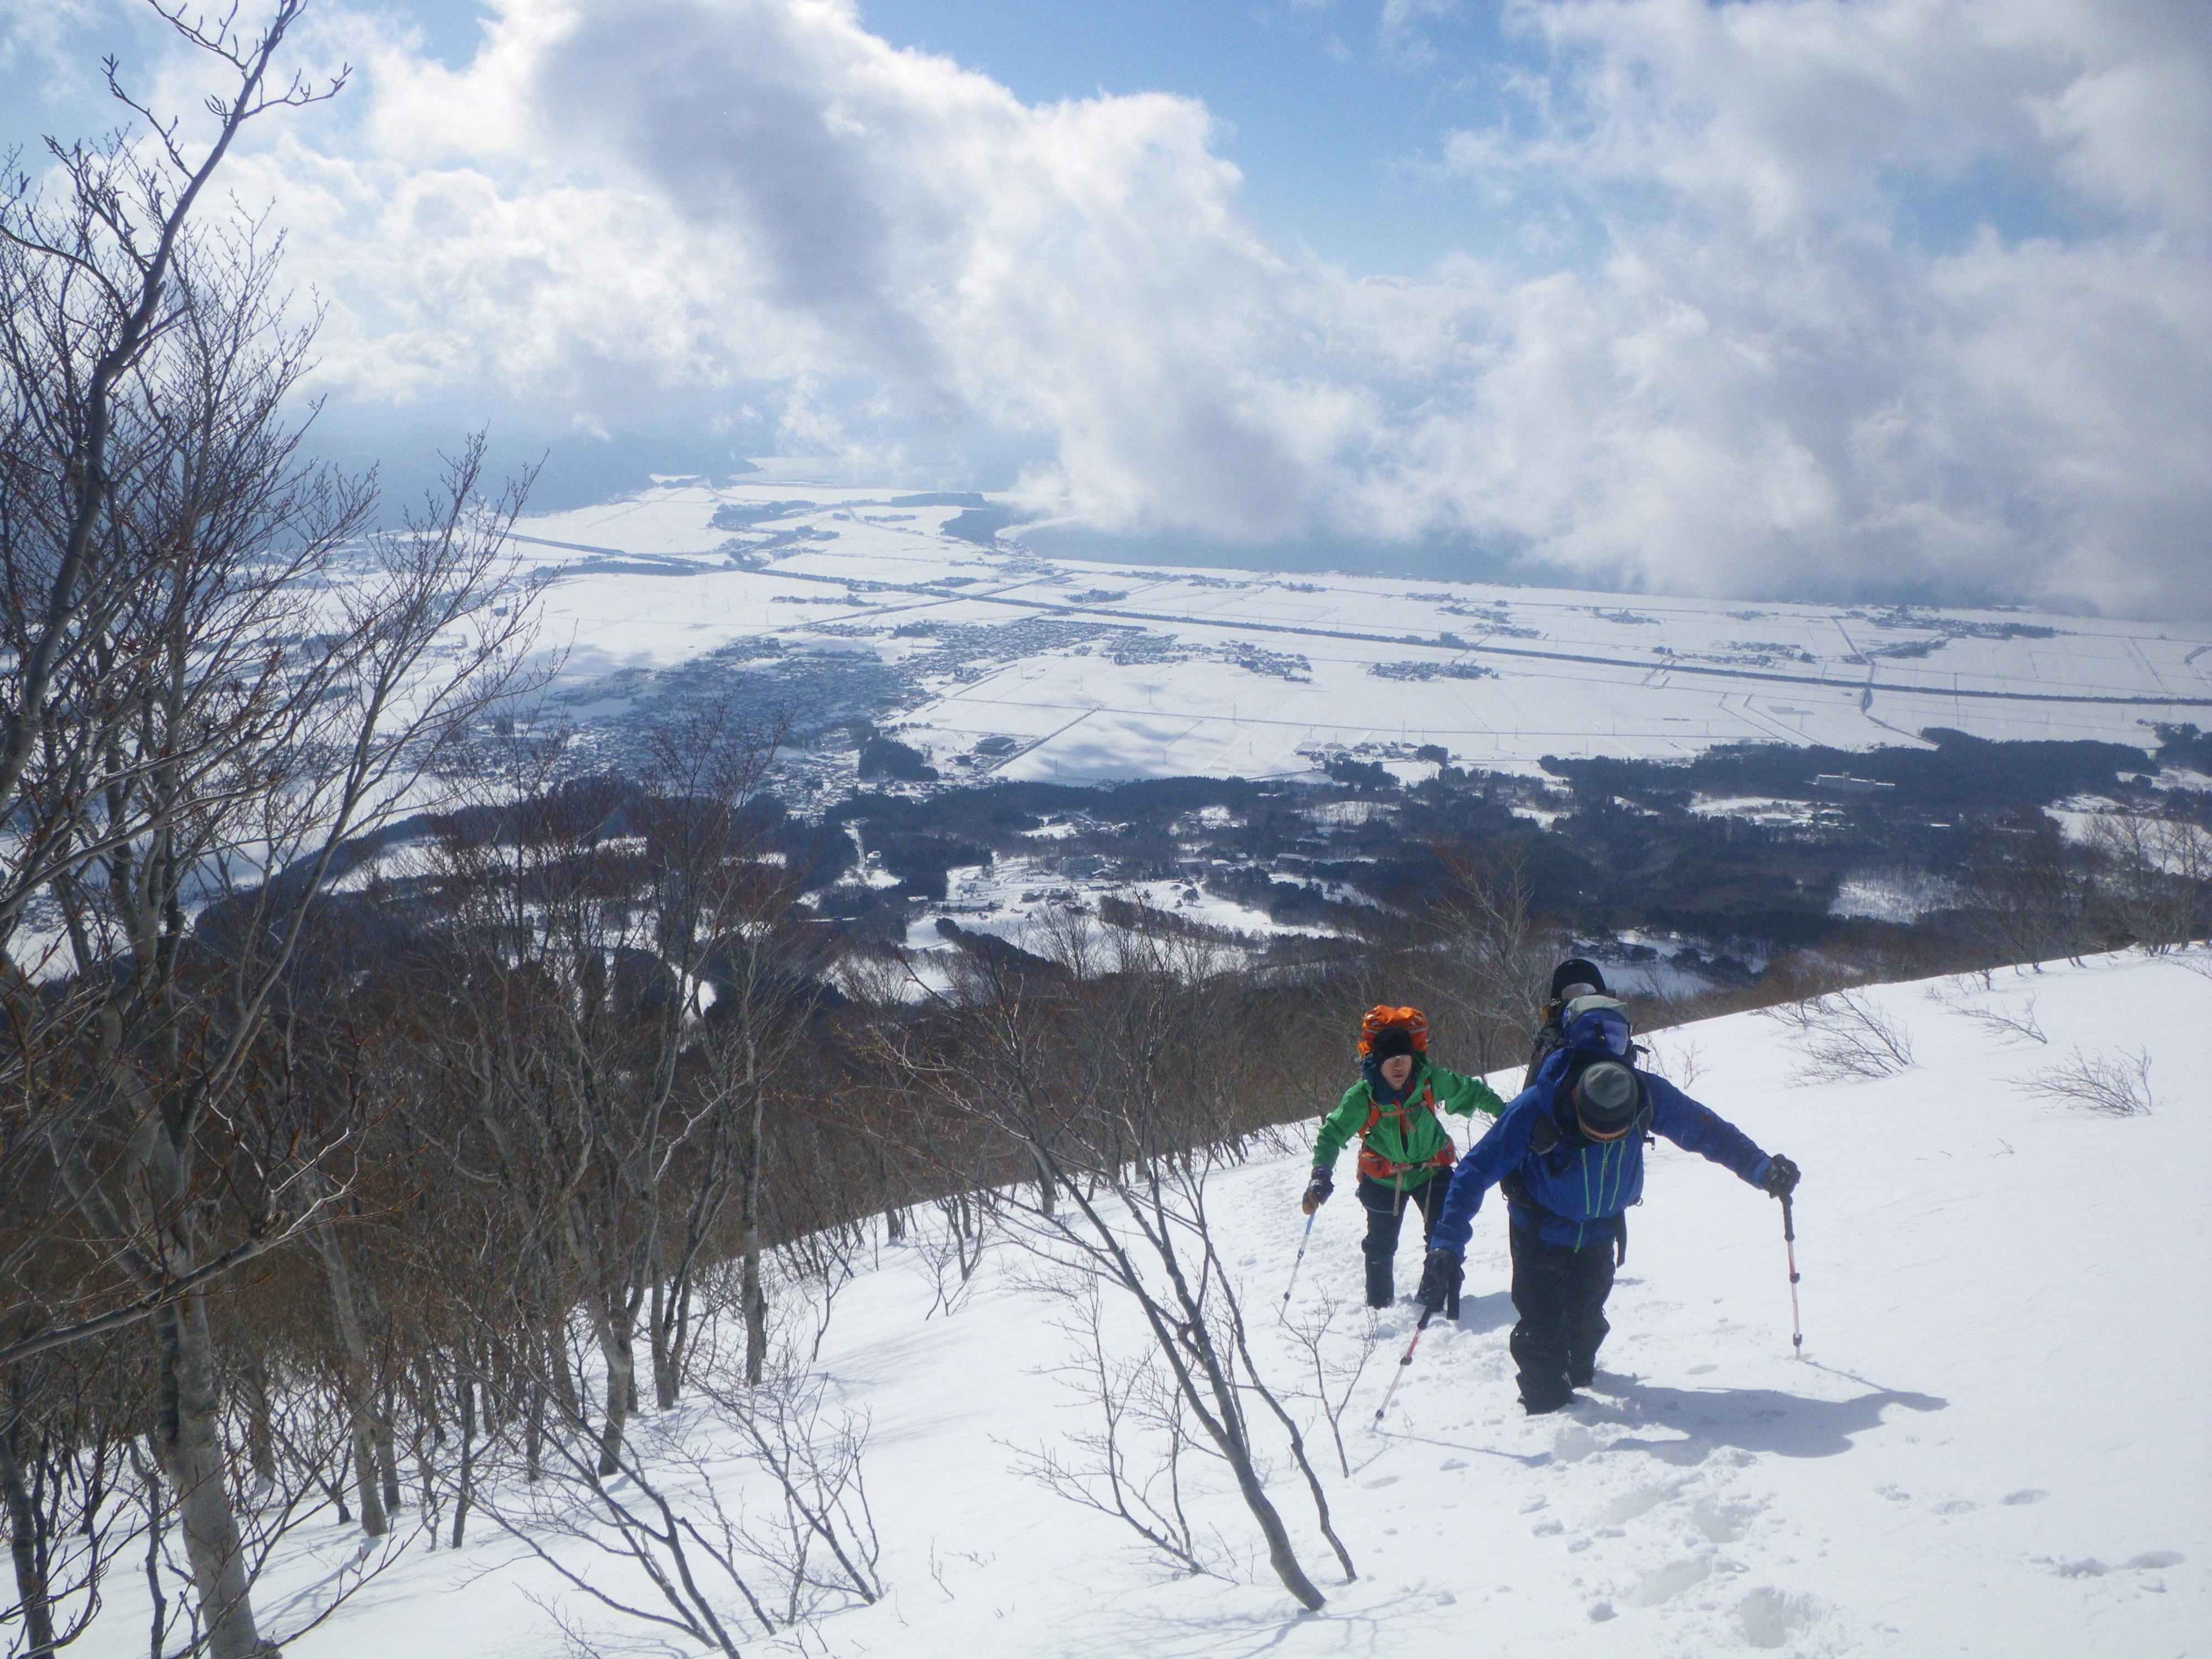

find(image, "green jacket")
[1313,1056,1509,1192]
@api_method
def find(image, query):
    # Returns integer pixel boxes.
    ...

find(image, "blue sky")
[853,0,1535,275]
[2,0,2206,617]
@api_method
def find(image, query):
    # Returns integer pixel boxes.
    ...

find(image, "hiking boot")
[1365,1261,1394,1310]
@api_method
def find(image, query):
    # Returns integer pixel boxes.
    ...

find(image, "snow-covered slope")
[83,951,2212,1657]
[502,482,2212,785]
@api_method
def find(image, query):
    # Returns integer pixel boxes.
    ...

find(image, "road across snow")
[87,950,2210,1658]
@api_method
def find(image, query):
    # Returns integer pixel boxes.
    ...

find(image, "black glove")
[1301,1168,1333,1215]
[1416,1248,1460,1316]
[1760,1155,1800,1198]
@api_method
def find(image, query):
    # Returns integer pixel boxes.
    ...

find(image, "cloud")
[230,0,2208,618]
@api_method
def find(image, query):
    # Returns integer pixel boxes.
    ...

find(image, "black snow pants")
[1358,1172,1456,1314]
[1507,1222,1616,1414]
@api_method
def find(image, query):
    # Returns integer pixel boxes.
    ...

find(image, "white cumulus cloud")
[230,0,2208,617]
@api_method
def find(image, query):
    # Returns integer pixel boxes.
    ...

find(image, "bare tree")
[0,11,544,1652]
[1400,844,1555,1076]
[2085,812,2212,952]
[918,922,1345,1612]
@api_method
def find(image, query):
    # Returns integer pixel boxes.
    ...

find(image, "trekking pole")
[1283,1212,1317,1306]
[1372,1308,1434,1425]
[1780,1194,1803,1358]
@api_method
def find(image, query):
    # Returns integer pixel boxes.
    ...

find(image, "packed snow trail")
[78,951,2210,1657]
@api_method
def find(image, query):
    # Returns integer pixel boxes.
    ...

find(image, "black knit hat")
[1550,957,1608,1001]
[1572,1060,1640,1140]
[1368,1025,1417,1063]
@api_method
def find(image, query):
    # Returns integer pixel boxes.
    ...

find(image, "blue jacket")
[1431,1042,1774,1256]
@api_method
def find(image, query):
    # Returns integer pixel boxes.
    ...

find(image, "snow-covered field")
[505,479,2212,784]
[88,950,2210,1658]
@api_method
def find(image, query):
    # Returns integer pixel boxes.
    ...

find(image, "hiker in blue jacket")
[1417,995,1801,1415]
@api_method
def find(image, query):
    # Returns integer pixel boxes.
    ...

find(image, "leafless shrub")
[697,1371,883,1625]
[1927,985,2049,1046]
[895,921,1350,1611]
[914,1191,994,1319]
[1639,1032,1708,1089]
[1762,990,1916,1082]
[1278,1293,1378,1479]
[477,1417,760,1658]
[2022,1047,2155,1117]
[1006,1274,1220,1579]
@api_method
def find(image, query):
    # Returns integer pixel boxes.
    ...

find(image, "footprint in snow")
[1692,1496,1762,1545]
[2001,1488,2048,1505]
[1552,1424,1600,1463]
[1625,1554,1712,1606]
[2059,1551,2188,1578]
[1590,1480,1684,1526]
[1737,1586,1819,1650]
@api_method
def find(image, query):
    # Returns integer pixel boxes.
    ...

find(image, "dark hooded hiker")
[1523,956,1609,1090]
[1302,1006,1508,1311]
[1419,995,1799,1414]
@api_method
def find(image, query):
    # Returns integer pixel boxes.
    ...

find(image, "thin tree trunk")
[137,1454,166,1659]
[550,1333,582,1431]
[740,1088,770,1386]
[451,1371,475,1548]
[152,1296,275,1658]
[593,1308,634,1478]
[309,1221,388,1538]
[739,1224,768,1387]
[0,1406,56,1658]
[238,1352,278,1499]
[409,1360,438,1545]
[523,1374,544,1485]
[669,1272,692,1402]
[373,1384,401,1520]
[648,1274,677,1411]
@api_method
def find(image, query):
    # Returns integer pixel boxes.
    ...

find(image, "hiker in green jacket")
[1301,1005,1509,1311]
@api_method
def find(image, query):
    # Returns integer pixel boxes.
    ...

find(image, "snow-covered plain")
[88,950,2210,1658]
[504,481,2212,785]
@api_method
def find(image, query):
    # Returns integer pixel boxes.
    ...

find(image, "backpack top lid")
[1561,995,1632,1058]
[1550,957,1608,1000]
[1359,1005,1430,1056]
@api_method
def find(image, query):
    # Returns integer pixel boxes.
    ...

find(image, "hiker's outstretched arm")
[1430,1066,1509,1121]
[1646,1077,1770,1186]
